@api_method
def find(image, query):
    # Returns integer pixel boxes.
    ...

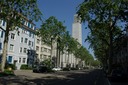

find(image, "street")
[109,78,128,85]
[0,69,111,85]
[46,69,110,85]
[1,69,128,85]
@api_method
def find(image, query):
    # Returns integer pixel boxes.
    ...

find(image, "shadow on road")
[0,70,90,85]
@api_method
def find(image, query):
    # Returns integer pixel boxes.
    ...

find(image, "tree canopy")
[77,0,128,71]
[0,0,42,71]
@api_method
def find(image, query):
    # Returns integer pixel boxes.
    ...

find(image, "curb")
[106,78,111,85]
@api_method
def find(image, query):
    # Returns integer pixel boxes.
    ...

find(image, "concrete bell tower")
[72,14,82,45]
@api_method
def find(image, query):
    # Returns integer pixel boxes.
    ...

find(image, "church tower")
[72,14,82,45]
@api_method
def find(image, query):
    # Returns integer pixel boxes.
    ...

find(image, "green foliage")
[70,67,78,70]
[77,0,128,70]
[91,60,101,67]
[0,0,42,25]
[5,64,16,70]
[61,31,79,54]
[62,67,70,71]
[0,0,42,71]
[40,59,53,68]
[85,54,94,65]
[0,69,15,77]
[20,64,32,70]
[4,69,14,75]
[38,16,67,67]
[38,16,66,45]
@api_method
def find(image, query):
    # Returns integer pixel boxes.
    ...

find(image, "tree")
[91,60,101,67]
[77,0,128,73]
[0,0,42,71]
[38,16,66,67]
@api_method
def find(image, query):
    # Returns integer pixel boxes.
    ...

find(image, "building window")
[30,24,32,28]
[32,34,34,38]
[1,31,4,38]
[8,56,12,63]
[40,54,43,61]
[22,29,25,33]
[24,48,27,53]
[28,41,31,46]
[44,48,47,52]
[48,49,51,53]
[28,22,30,28]
[0,43,2,50]
[25,21,28,26]
[40,54,43,59]
[43,55,47,60]
[29,32,31,37]
[31,42,33,47]
[9,44,14,51]
[41,47,43,52]
[36,46,39,51]
[19,58,21,63]
[24,38,28,44]
[37,39,40,44]
[2,20,5,26]
[11,33,15,39]
[20,47,22,53]
[22,58,26,63]
[21,37,23,43]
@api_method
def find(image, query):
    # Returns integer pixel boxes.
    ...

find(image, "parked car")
[52,67,62,71]
[109,69,127,81]
[33,66,50,73]
[62,67,70,71]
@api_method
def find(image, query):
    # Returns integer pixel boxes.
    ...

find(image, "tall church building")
[72,14,82,45]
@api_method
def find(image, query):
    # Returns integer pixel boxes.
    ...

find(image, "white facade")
[0,14,84,69]
[35,36,51,62]
[72,14,82,45]
[0,19,36,69]
[72,14,84,67]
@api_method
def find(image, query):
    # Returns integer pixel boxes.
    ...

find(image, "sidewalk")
[0,70,64,85]
[95,70,111,85]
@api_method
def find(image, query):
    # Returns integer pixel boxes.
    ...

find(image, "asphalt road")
[46,69,110,85]
[0,69,110,85]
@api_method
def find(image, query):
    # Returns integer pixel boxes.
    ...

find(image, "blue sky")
[36,0,94,56]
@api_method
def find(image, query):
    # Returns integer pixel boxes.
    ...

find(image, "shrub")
[83,67,89,69]
[5,64,16,70]
[0,69,15,77]
[70,67,78,70]
[20,64,32,70]
[4,69,14,75]
[40,59,53,68]
[62,67,70,71]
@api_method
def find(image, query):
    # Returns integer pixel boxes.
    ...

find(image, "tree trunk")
[61,52,63,67]
[58,48,60,67]
[51,38,53,60]
[67,52,70,67]
[56,41,59,67]
[50,38,54,67]
[108,22,113,73]
[1,23,9,72]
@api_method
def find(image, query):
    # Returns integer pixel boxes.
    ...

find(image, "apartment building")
[35,36,51,62]
[0,18,36,69]
[0,14,84,69]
